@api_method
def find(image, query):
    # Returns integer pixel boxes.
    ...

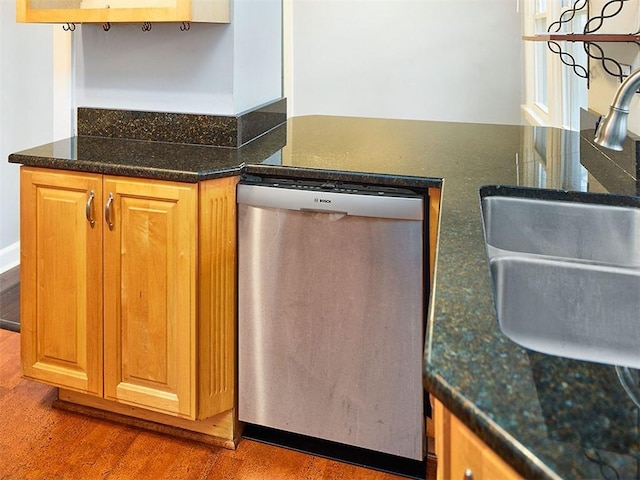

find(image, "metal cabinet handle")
[463,469,474,480]
[105,193,114,230]
[85,190,96,228]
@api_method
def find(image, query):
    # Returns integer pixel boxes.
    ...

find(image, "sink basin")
[481,194,640,368]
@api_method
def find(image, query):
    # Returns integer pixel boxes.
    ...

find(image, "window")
[522,0,588,131]
[534,17,549,111]
[536,0,547,13]
[521,1,588,191]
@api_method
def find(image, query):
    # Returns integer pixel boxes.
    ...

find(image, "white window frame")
[522,0,588,130]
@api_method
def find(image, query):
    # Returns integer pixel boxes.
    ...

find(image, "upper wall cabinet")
[16,0,229,24]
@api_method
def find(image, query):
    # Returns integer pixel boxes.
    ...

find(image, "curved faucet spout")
[594,67,640,151]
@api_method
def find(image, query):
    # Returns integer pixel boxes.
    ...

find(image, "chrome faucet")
[594,67,640,151]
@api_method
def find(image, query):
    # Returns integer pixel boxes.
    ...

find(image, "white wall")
[0,0,58,272]
[287,0,523,125]
[75,0,282,115]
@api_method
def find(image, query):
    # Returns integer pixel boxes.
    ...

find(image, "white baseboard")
[0,242,20,274]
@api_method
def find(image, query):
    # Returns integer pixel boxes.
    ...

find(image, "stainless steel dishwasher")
[237,176,425,461]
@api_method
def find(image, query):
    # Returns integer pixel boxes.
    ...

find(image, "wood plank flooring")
[0,328,423,480]
[0,266,19,332]
[0,265,437,479]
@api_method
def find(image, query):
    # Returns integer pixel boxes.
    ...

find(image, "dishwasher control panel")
[240,175,422,197]
[237,175,424,220]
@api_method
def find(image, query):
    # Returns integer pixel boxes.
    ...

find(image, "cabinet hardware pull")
[463,468,474,480]
[86,190,96,228]
[105,193,114,230]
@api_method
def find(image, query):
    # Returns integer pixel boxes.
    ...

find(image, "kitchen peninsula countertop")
[10,115,640,480]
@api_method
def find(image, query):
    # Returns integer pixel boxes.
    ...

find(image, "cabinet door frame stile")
[197,176,237,418]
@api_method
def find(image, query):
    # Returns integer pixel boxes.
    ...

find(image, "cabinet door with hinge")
[102,176,197,419]
[20,167,103,396]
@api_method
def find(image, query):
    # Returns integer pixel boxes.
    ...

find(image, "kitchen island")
[9,112,640,479]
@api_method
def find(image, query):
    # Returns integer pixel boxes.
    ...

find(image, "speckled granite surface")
[9,114,640,480]
[77,98,286,147]
[9,121,287,183]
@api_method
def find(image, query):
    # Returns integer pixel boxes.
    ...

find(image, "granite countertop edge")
[424,369,563,480]
[8,138,444,190]
[9,151,245,183]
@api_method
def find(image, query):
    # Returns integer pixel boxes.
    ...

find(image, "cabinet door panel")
[20,167,103,396]
[103,177,197,419]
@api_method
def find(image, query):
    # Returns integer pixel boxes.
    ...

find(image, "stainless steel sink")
[481,194,640,368]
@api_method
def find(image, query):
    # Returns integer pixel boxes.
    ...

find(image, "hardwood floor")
[0,266,437,479]
[0,328,425,480]
[0,266,19,332]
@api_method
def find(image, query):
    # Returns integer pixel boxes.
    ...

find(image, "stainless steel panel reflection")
[238,204,424,460]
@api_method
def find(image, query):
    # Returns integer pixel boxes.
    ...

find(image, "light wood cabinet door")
[434,399,522,480]
[20,167,103,396]
[102,176,197,419]
[16,0,229,24]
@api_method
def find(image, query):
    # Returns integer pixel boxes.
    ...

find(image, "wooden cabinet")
[428,187,441,281]
[20,169,103,397]
[16,0,229,24]
[433,398,522,480]
[102,176,197,418]
[20,167,237,425]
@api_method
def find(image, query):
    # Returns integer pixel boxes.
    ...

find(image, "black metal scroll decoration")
[583,0,636,83]
[62,23,76,31]
[583,41,626,82]
[547,0,588,34]
[546,0,589,80]
[142,21,152,31]
[547,41,589,78]
[103,22,111,31]
[180,21,190,31]
[545,0,640,83]
[583,0,630,34]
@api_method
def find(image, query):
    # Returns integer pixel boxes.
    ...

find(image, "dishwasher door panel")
[238,204,424,460]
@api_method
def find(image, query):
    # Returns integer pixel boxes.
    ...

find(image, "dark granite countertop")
[9,114,640,480]
[8,124,287,183]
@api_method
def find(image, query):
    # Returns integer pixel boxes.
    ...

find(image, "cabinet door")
[434,398,522,480]
[20,167,103,396]
[449,415,489,480]
[16,0,229,24]
[103,176,197,419]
